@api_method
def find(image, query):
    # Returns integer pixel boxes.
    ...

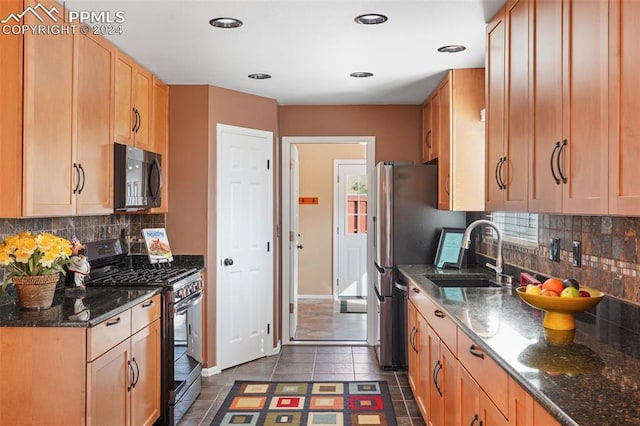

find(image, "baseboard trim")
[201,365,221,377]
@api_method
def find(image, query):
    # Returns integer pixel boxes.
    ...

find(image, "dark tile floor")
[178,345,425,426]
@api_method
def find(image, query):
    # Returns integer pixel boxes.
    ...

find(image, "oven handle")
[174,290,203,315]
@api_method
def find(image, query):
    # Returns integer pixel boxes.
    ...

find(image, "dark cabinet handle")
[106,317,121,327]
[409,327,417,352]
[433,360,443,397]
[434,309,445,319]
[136,109,142,133]
[470,414,480,426]
[132,357,140,387]
[469,345,485,359]
[550,141,561,184]
[444,174,450,195]
[557,139,568,184]
[494,158,502,189]
[77,163,86,194]
[127,360,135,391]
[142,300,154,308]
[499,156,507,189]
[412,287,420,293]
[224,258,234,266]
[72,163,80,194]
[132,107,137,132]
[149,157,162,202]
[426,130,432,149]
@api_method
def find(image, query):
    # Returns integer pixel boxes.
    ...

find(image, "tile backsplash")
[476,214,640,306]
[0,213,165,272]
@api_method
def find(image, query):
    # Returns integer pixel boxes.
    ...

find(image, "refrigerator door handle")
[374,261,385,274]
[374,284,384,302]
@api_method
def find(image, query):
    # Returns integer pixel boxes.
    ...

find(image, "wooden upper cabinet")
[150,77,169,213]
[485,8,506,212]
[528,0,563,212]
[74,32,114,215]
[438,77,452,210]
[421,98,435,163]
[22,0,75,217]
[114,51,153,149]
[503,0,529,211]
[561,0,609,214]
[609,0,640,215]
[0,0,23,218]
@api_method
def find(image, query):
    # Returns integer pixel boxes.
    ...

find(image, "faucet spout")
[460,219,503,276]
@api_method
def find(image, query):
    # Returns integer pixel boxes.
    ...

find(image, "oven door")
[171,290,203,424]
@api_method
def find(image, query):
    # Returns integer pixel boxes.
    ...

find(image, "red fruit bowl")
[515,287,604,330]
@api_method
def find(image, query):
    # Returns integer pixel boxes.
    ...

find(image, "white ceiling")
[64,0,506,105]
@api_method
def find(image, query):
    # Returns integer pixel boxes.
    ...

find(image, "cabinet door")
[508,377,534,425]
[150,77,169,213]
[22,0,75,217]
[503,0,529,211]
[422,99,433,163]
[432,90,441,168]
[416,314,430,419]
[114,51,135,146]
[529,0,563,212]
[87,338,131,426]
[74,32,114,215]
[485,8,506,211]
[131,320,161,426]
[133,67,153,150]
[441,343,458,426]
[479,391,509,426]
[609,0,640,214]
[457,363,480,426]
[437,77,451,210]
[407,301,420,396]
[562,0,609,214]
[426,324,442,426]
[0,0,23,218]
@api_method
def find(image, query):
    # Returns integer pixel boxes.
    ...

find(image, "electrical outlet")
[573,240,582,267]
[550,238,560,262]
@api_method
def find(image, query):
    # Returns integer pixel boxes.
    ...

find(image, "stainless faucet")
[461,219,504,280]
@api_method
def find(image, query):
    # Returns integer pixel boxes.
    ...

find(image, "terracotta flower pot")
[12,274,59,310]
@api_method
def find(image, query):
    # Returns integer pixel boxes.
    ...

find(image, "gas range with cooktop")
[85,239,203,426]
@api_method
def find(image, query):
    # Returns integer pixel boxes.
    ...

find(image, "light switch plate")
[550,238,560,262]
[573,240,582,267]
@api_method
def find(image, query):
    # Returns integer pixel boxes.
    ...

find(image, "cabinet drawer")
[131,294,161,334]
[457,329,508,417]
[88,310,131,361]
[408,281,457,355]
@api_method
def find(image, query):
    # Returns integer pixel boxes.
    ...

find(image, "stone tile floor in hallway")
[178,345,425,426]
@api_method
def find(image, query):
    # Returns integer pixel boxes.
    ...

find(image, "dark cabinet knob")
[223,258,234,266]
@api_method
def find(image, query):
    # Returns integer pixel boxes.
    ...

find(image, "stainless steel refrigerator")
[373,162,466,368]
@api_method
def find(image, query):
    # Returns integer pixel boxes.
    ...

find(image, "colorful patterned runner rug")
[211,380,397,425]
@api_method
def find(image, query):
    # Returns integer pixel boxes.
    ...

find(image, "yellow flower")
[0,247,13,266]
[39,250,60,268]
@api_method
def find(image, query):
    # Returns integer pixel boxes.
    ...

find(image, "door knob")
[223,258,234,266]
[296,244,303,250]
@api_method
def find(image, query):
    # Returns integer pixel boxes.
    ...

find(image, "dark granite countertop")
[0,286,160,328]
[398,264,640,426]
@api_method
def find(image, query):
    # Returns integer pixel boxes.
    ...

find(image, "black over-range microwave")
[114,142,162,211]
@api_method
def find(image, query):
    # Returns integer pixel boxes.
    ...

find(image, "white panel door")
[336,162,368,298]
[217,124,273,370]
[289,145,300,339]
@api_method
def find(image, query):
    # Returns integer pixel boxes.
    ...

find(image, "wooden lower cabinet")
[0,296,160,425]
[458,364,508,426]
[509,377,560,426]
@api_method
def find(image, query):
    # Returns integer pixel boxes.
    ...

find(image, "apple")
[579,290,591,298]
[525,284,542,295]
[560,287,580,298]
[563,278,580,290]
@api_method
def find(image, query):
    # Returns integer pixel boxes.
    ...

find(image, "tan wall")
[167,85,279,368]
[297,144,366,296]
[279,105,422,163]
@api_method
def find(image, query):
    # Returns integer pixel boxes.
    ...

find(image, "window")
[346,175,367,234]
[486,212,538,246]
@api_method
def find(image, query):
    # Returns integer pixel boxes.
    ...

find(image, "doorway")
[281,137,376,344]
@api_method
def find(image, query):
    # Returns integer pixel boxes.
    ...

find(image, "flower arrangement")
[0,232,73,291]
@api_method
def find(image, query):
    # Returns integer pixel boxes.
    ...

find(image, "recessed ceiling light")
[438,45,467,53]
[354,14,388,25]
[248,73,271,80]
[350,72,374,78]
[209,17,243,28]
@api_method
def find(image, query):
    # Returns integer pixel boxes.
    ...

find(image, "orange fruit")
[541,288,559,297]
[542,278,563,295]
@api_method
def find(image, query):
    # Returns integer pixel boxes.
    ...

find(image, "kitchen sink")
[427,276,502,288]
